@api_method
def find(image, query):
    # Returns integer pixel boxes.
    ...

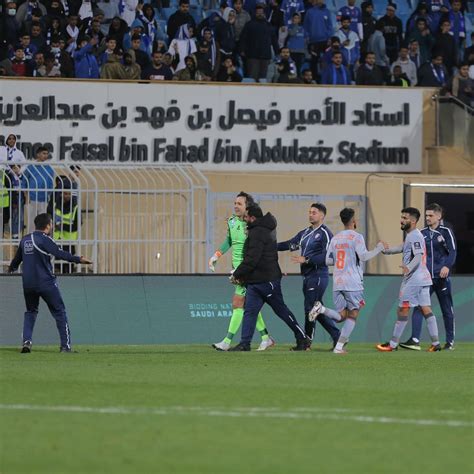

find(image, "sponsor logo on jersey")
[24,241,34,254]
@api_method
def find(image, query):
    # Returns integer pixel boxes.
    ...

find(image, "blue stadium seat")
[242,77,256,82]
[157,19,168,35]
[332,0,347,14]
[203,9,219,18]
[190,5,204,23]
[161,7,175,20]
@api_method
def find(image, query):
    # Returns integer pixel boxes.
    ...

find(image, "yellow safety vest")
[1,171,10,208]
[53,204,78,240]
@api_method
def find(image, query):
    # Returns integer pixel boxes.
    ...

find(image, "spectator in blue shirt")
[23,146,54,232]
[335,15,360,71]
[287,12,306,73]
[337,0,363,40]
[448,0,466,63]
[280,0,305,27]
[304,0,333,80]
[73,35,100,78]
[321,51,351,84]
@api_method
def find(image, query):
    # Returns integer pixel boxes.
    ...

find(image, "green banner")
[0,275,472,345]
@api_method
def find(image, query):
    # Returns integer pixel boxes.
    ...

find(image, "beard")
[401,222,410,231]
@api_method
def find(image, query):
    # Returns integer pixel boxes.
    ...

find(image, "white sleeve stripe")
[321,227,331,250]
[31,234,51,256]
[440,226,456,250]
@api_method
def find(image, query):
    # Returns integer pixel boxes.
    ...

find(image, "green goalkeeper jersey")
[218,215,247,269]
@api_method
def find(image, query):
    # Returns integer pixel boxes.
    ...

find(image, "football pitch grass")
[1,343,473,474]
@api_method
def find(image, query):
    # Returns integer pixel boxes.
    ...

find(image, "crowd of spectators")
[0,0,473,104]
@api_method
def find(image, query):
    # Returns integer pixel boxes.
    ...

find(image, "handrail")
[434,94,474,115]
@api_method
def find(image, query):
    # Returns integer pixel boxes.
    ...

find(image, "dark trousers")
[241,280,306,344]
[303,274,340,343]
[308,41,327,82]
[411,277,455,344]
[23,284,71,349]
[246,58,270,81]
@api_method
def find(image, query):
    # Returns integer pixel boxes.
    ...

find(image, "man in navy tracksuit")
[8,213,92,353]
[230,204,310,351]
[400,203,457,351]
[278,203,341,348]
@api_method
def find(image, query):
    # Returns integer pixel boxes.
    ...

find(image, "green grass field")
[1,343,473,474]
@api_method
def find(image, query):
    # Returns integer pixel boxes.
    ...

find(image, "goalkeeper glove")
[208,251,222,272]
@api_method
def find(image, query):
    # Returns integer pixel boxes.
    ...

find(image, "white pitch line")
[0,404,472,429]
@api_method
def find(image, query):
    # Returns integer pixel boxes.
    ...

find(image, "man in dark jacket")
[377,4,403,63]
[361,1,376,54]
[434,19,457,75]
[230,204,309,351]
[8,213,92,353]
[417,53,448,87]
[167,0,196,42]
[239,4,279,81]
[356,51,385,84]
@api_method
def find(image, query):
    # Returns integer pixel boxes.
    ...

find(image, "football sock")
[390,317,408,348]
[335,318,356,350]
[321,306,343,322]
[256,313,269,341]
[424,313,440,345]
[223,308,244,344]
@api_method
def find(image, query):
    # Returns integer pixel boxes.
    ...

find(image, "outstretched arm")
[382,244,404,255]
[358,242,386,262]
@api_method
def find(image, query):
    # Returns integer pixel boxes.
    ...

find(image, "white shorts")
[399,284,431,308]
[333,290,365,312]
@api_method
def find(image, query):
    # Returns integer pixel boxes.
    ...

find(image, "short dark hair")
[35,146,48,155]
[237,191,255,206]
[401,207,421,222]
[311,202,327,215]
[340,207,355,225]
[131,34,141,41]
[246,203,263,219]
[426,202,443,214]
[34,213,52,230]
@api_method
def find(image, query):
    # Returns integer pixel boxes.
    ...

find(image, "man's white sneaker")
[333,347,348,354]
[212,340,230,351]
[256,337,276,351]
[309,301,324,321]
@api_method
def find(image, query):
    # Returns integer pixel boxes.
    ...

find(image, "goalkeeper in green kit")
[209,192,275,351]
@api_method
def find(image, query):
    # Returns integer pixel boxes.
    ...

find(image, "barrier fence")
[1,163,209,273]
[2,162,368,275]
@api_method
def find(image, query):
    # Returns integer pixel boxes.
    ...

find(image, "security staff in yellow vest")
[1,167,11,236]
[47,178,78,274]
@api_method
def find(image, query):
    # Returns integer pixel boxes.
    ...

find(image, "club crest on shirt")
[437,235,445,243]
[314,234,321,240]
[414,242,421,249]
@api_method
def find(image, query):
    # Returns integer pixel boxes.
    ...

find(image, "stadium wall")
[1,275,472,346]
